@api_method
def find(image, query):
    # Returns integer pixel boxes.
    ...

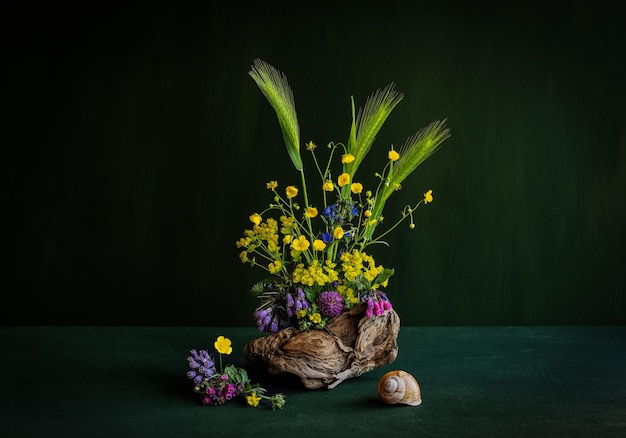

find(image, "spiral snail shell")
[377,370,422,406]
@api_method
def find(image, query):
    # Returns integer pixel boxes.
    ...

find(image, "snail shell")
[377,370,422,406]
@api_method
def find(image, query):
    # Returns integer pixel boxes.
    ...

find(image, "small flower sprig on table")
[187,336,286,410]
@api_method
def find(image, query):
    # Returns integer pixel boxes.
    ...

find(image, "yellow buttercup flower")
[388,149,400,161]
[214,336,233,355]
[246,392,262,407]
[322,181,334,192]
[313,239,326,251]
[333,227,344,239]
[338,173,350,187]
[266,180,278,189]
[283,235,293,244]
[291,235,310,252]
[305,207,318,218]
[249,213,262,226]
[350,182,363,194]
[424,189,433,204]
[364,210,372,218]
[296,309,307,318]
[341,153,355,164]
[286,185,298,198]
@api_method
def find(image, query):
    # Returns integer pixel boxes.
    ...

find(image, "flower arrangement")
[237,59,450,333]
[187,335,286,409]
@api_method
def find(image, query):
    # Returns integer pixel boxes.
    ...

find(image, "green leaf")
[249,59,302,171]
[375,268,395,285]
[224,364,251,385]
[303,287,317,304]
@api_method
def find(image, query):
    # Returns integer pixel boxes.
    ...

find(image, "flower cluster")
[240,59,449,333]
[187,336,285,410]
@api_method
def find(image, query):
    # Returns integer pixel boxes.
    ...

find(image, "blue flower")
[321,232,332,244]
[322,204,339,221]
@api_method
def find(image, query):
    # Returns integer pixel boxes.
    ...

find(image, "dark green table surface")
[1,326,625,437]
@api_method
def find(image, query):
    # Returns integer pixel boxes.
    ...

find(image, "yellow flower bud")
[266,180,278,189]
[388,149,400,161]
[305,207,318,218]
[322,181,334,192]
[341,153,355,164]
[424,189,433,204]
[333,227,344,239]
[249,213,262,225]
[286,186,298,198]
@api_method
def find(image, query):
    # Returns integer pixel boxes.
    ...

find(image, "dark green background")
[3,1,625,326]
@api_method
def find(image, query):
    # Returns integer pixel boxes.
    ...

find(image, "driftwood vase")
[243,302,400,389]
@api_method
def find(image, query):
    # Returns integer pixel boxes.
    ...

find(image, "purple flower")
[286,293,295,317]
[365,298,374,318]
[187,349,216,381]
[363,293,393,318]
[317,291,344,318]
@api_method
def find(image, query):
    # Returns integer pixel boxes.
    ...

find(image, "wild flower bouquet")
[237,59,450,333]
[187,335,286,409]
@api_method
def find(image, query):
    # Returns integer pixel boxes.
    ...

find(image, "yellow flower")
[266,181,278,189]
[283,235,293,244]
[306,141,317,151]
[249,213,262,226]
[424,189,433,203]
[309,313,322,324]
[341,153,355,164]
[388,149,400,161]
[296,309,307,318]
[246,392,262,407]
[269,260,282,274]
[286,185,298,198]
[350,182,363,194]
[364,210,372,218]
[305,207,318,218]
[214,336,232,355]
[291,235,310,252]
[338,173,350,187]
[333,227,344,239]
[322,181,334,192]
[313,239,326,251]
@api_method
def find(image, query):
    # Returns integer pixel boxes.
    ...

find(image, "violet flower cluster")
[364,291,393,318]
[200,374,245,406]
[286,288,310,317]
[187,349,215,384]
